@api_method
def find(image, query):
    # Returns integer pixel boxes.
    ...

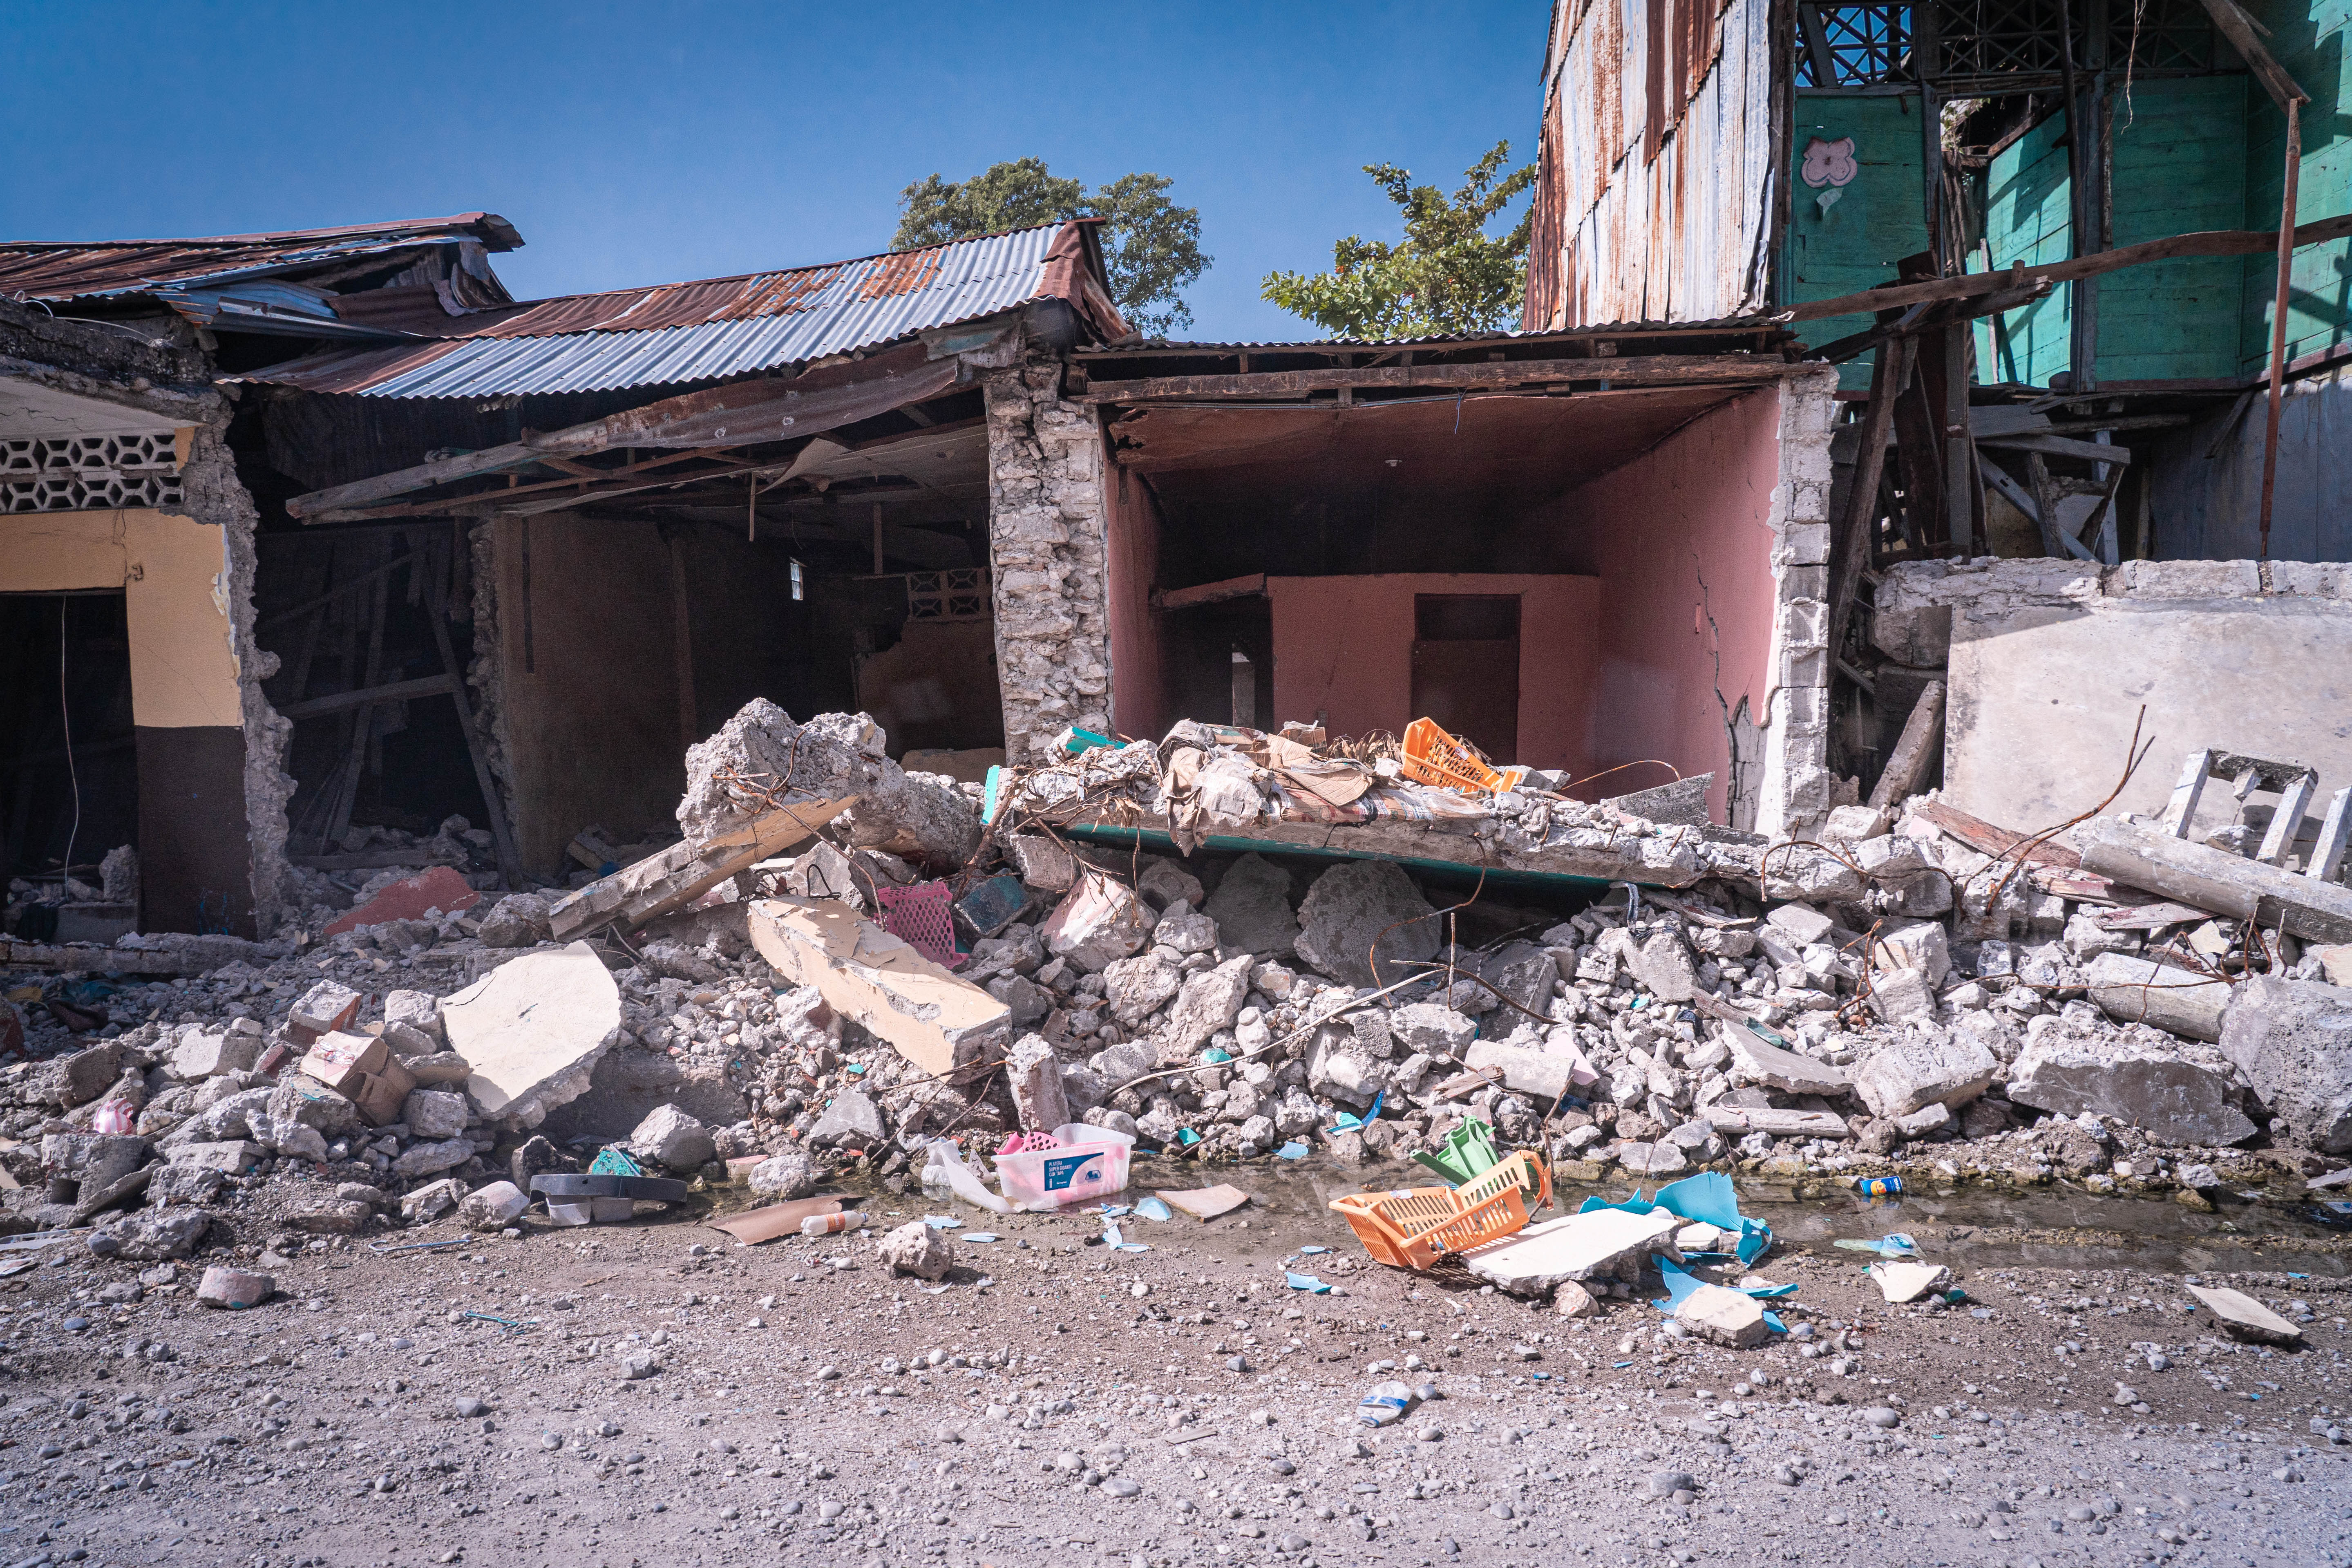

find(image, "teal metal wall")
[1786,94,1928,389]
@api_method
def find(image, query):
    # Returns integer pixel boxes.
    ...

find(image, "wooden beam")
[1867,680,1946,810]
[1828,337,1907,679]
[1079,354,1796,404]
[1976,432,2135,465]
[276,673,456,721]
[1151,573,1268,611]
[287,347,959,521]
[1783,213,2352,324]
[2195,0,2309,110]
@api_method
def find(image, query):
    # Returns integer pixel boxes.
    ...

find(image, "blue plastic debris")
[588,1147,644,1177]
[1328,1090,1385,1135]
[1284,1271,1332,1293]
[1136,1197,1173,1222]
[923,1215,964,1229]
[1832,1233,1919,1259]
[1652,1172,1774,1265]
[1176,1127,1201,1146]
[962,1233,1000,1244]
[1275,1141,1309,1160]
[1298,1244,1331,1255]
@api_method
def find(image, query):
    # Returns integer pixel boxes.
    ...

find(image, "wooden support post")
[2261,98,2303,559]
[421,539,523,890]
[2026,453,2066,559]
[668,529,698,753]
[325,567,389,848]
[1829,335,1908,665]
[2161,749,2216,837]
[1944,323,1975,555]
[1867,680,1946,810]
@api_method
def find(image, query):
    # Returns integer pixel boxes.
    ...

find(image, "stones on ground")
[1292,860,1438,987]
[1863,1407,1903,1429]
[1163,953,1254,1054]
[1102,953,1182,1024]
[195,1266,272,1309]
[2007,1031,2255,1146]
[458,1180,529,1229]
[2084,952,2234,1042]
[478,892,554,948]
[1202,854,1299,959]
[1553,1281,1601,1318]
[1616,1141,1688,1177]
[2218,977,2352,1153]
[2187,1284,2304,1346]
[878,1219,952,1281]
[392,1139,475,1180]
[808,1089,884,1151]
[1720,1022,1851,1096]
[630,1104,716,1171]
[1849,1029,1999,1118]
[402,1089,469,1141]
[1464,1037,1591,1101]
[1390,1003,1476,1059]
[749,1149,819,1199]
[1625,931,1699,1003]
[96,1208,209,1260]
[1675,1283,1770,1347]
[1152,904,1219,955]
[1037,875,1158,973]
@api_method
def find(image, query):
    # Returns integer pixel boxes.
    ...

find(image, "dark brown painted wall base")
[135,725,253,937]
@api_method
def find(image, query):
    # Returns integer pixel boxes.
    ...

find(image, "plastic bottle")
[800,1209,865,1236]
[1357,1379,1417,1427]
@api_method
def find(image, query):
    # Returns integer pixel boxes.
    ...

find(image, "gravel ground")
[6,1163,2352,1568]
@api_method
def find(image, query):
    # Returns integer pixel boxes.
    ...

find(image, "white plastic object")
[923,1139,1013,1215]
[991,1122,1136,1210]
[800,1209,865,1235]
[1357,1380,1417,1426]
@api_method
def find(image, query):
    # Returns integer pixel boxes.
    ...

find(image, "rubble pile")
[5,702,2352,1261]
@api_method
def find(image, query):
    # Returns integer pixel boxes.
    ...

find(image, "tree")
[1261,141,1536,338]
[892,159,1210,336]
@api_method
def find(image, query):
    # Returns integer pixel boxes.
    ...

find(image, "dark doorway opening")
[0,590,136,909]
[1411,593,1520,761]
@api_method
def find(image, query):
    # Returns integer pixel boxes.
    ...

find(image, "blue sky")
[1,1,1552,341]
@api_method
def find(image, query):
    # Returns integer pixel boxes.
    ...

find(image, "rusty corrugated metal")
[1525,0,1772,330]
[0,215,521,303]
[231,223,1119,398]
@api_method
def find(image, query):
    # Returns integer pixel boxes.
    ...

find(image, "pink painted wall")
[1265,573,1601,778]
[1106,461,1168,742]
[1562,388,1782,821]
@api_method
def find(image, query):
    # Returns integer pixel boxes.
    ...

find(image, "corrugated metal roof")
[0,214,521,303]
[237,224,1098,398]
[1068,315,1786,355]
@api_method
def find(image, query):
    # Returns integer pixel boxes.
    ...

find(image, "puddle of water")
[709,1151,2352,1280]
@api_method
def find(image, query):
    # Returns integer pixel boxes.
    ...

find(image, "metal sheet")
[0,214,520,303]
[233,225,1082,398]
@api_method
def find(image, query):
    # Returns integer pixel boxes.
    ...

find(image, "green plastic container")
[1410,1118,1500,1186]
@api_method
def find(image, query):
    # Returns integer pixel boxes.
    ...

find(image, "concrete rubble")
[7,701,2352,1283]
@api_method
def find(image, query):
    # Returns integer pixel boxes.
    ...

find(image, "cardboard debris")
[747,896,1009,1078]
[1155,1184,1252,1221]
[550,799,855,940]
[297,1030,417,1127]
[441,942,621,1128]
[708,1195,844,1245]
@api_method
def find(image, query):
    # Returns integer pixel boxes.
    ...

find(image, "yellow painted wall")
[0,508,242,729]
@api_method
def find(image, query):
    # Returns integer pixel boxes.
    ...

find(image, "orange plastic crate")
[1397,717,1526,797]
[1330,1177,1531,1271]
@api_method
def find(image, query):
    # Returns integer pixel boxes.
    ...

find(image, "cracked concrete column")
[983,349,1112,765]
[1754,369,1840,839]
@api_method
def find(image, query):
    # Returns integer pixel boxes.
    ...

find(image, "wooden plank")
[1867,680,1945,810]
[2160,749,2215,837]
[2308,786,2352,884]
[277,673,456,721]
[1976,432,2135,465]
[1976,453,2043,526]
[2257,769,2321,866]
[286,346,958,520]
[2194,0,2308,110]
[1152,573,1268,611]
[1782,212,2352,323]
[2096,900,2217,931]
[1913,798,2082,868]
[1078,354,1796,404]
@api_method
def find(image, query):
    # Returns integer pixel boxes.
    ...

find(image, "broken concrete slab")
[324,865,480,938]
[550,800,856,941]
[1603,773,1715,828]
[195,1265,272,1309]
[1849,1030,2000,1118]
[458,1180,529,1229]
[1675,1282,1770,1347]
[2082,951,2234,1042]
[1699,1105,1853,1140]
[2218,976,2352,1154]
[680,702,981,870]
[1461,1206,1681,1297]
[1464,1037,1597,1101]
[1293,859,1439,988]
[2076,813,2352,944]
[169,1027,259,1081]
[748,897,1010,1079]
[1038,874,1158,973]
[2187,1284,2303,1346]
[1202,853,1299,958]
[1720,1022,1852,1097]
[440,941,622,1130]
[2008,1032,2255,1146]
[1162,954,1253,1054]
[1869,1260,1953,1304]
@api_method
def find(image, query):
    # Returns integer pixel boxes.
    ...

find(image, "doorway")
[1411,593,1520,761]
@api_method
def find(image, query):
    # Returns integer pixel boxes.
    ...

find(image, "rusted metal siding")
[0,215,520,303]
[1525,0,1776,329]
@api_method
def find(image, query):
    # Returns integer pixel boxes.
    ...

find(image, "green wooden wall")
[2242,0,2352,376]
[2104,76,2248,382]
[1786,94,1929,390]
[1984,113,2075,386]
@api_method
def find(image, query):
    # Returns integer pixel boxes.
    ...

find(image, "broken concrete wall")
[1545,375,1837,837]
[0,303,292,935]
[984,344,1112,765]
[1876,557,2352,841]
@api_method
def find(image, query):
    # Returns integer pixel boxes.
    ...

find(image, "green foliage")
[1261,141,1535,338]
[892,159,1210,336]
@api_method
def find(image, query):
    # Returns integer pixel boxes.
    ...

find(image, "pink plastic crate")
[878,880,964,969]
